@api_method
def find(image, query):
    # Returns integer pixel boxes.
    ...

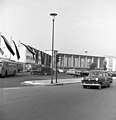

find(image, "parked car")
[76,69,89,77]
[66,69,77,75]
[31,64,52,75]
[107,71,116,77]
[53,68,64,73]
[58,68,64,73]
[81,70,113,90]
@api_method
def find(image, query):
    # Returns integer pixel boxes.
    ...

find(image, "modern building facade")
[105,56,116,71]
[45,51,106,70]
[57,53,105,70]
[0,42,116,71]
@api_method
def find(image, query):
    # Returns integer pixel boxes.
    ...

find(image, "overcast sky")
[0,0,116,56]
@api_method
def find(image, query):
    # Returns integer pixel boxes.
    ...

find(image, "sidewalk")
[21,78,82,86]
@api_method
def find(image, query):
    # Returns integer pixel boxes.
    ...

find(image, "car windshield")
[88,71,103,77]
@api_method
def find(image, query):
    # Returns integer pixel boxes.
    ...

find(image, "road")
[0,80,116,120]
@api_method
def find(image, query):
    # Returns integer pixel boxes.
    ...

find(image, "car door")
[106,72,112,84]
[101,72,108,86]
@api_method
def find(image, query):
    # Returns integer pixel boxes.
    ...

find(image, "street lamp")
[50,13,57,83]
[85,51,88,68]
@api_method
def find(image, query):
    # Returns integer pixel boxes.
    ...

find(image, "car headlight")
[81,78,84,80]
[95,78,98,81]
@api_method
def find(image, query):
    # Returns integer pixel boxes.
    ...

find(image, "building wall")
[105,56,116,71]
[58,53,105,70]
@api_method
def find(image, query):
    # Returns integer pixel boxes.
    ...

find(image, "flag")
[12,40,20,60]
[28,46,36,55]
[35,49,39,64]
[48,54,51,67]
[21,43,35,59]
[40,51,44,65]
[40,51,46,65]
[27,45,36,59]
[1,35,15,56]
[0,47,4,55]
[46,54,49,66]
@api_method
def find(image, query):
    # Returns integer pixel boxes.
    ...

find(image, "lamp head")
[50,13,57,17]
[50,13,57,20]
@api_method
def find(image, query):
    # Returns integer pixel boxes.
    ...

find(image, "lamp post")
[85,51,88,68]
[50,13,57,83]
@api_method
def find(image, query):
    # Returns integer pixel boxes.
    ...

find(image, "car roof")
[89,70,107,73]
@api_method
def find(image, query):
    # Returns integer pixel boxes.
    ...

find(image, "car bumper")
[81,83,101,86]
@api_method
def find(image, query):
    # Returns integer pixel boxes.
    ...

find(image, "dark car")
[30,64,52,76]
[76,69,89,77]
[81,70,113,90]
[107,71,116,77]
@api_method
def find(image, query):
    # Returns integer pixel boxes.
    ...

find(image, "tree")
[103,61,107,70]
[90,63,96,70]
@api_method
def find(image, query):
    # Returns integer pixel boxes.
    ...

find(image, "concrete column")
[92,57,94,63]
[71,55,74,68]
[97,57,100,68]
[62,55,64,69]
[78,56,81,67]
[85,56,87,68]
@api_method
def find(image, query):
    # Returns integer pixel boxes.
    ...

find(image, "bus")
[0,59,17,77]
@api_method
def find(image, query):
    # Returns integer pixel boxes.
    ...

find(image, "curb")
[21,77,116,86]
[21,82,64,86]
[21,79,81,86]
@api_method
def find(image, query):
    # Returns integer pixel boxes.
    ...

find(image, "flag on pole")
[12,40,20,60]
[0,47,4,55]
[1,35,15,56]
[40,51,46,65]
[21,42,35,59]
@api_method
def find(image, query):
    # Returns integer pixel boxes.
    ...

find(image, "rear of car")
[81,70,113,90]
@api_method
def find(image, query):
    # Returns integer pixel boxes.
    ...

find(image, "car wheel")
[83,85,87,88]
[3,71,7,78]
[98,85,101,90]
[107,84,110,87]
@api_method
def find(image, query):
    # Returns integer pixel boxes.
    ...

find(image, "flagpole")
[10,37,12,60]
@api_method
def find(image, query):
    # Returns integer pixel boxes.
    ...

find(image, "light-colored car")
[66,69,77,75]
[58,68,64,73]
[53,68,64,73]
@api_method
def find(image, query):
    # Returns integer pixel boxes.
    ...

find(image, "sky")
[0,0,116,57]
